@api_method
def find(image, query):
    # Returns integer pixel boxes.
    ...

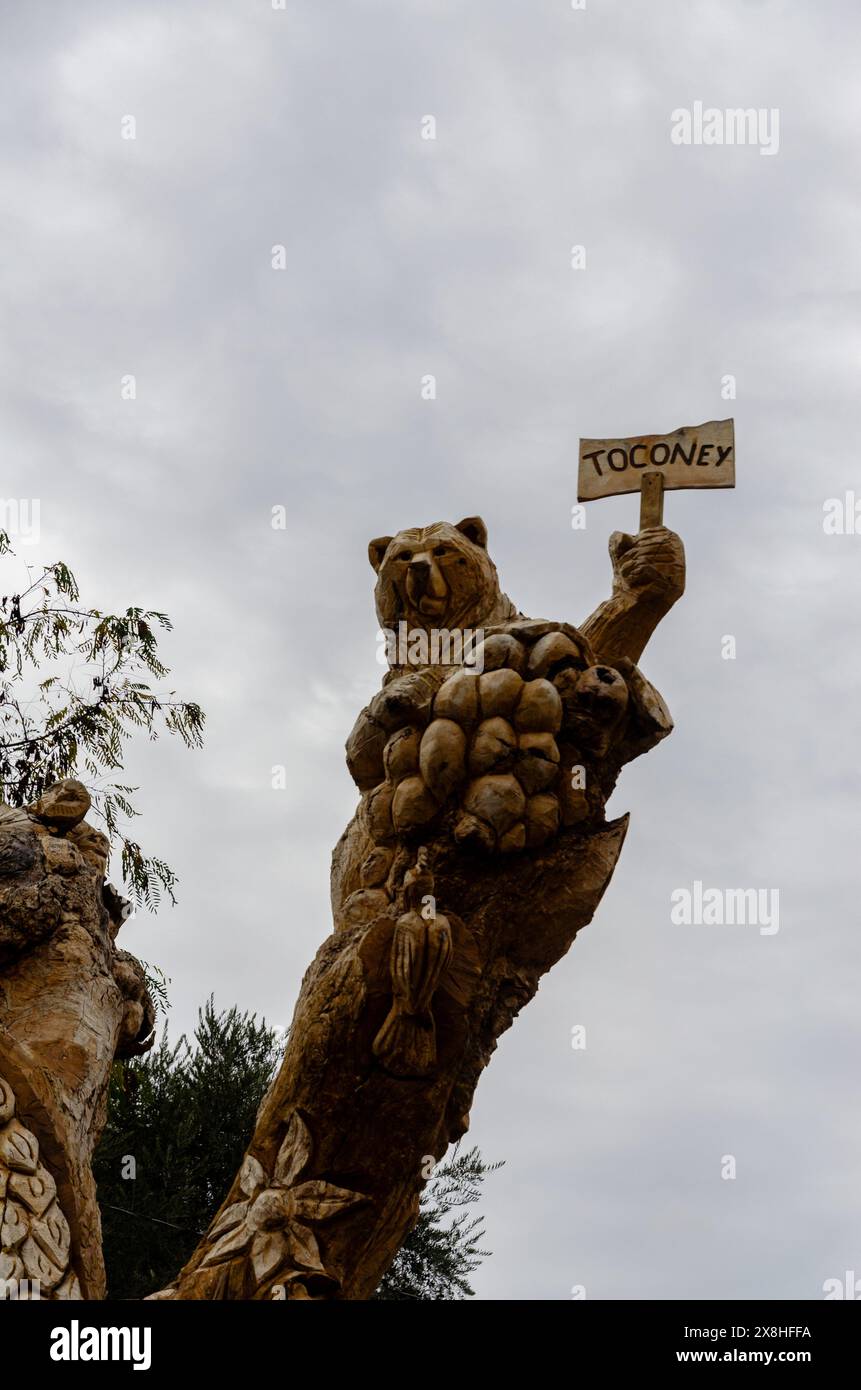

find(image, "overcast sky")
[2,0,859,1300]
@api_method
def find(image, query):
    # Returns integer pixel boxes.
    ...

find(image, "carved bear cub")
[335,515,684,927]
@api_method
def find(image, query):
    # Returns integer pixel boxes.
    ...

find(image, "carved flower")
[199,1111,367,1289]
[273,1110,312,1186]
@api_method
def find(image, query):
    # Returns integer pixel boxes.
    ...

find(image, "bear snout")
[406,555,448,613]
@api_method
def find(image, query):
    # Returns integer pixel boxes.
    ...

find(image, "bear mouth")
[416,595,447,618]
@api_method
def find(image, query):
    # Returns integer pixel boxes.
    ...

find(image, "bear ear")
[368,536,394,573]
[454,516,488,550]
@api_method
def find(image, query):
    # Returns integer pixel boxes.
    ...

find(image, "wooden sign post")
[578,418,735,529]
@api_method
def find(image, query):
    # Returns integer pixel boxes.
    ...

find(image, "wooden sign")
[578,418,735,527]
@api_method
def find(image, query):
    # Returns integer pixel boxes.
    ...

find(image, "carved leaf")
[200,1221,253,1268]
[10,1163,57,1216]
[0,1122,39,1174]
[284,1222,325,1274]
[1,1198,28,1248]
[31,1200,70,1267]
[0,1075,14,1124]
[53,1271,83,1300]
[250,1231,287,1285]
[0,1250,23,1282]
[273,1112,313,1187]
[285,1181,368,1223]
[207,1201,249,1241]
[20,1234,63,1290]
[238,1154,266,1198]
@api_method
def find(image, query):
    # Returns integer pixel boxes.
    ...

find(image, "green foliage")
[375,1146,503,1300]
[94,999,283,1300]
[0,529,203,906]
[138,962,172,1020]
[95,1000,499,1300]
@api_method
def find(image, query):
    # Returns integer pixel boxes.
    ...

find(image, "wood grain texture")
[578,418,735,501]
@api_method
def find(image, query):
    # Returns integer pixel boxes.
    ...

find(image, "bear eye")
[398,549,413,562]
[433,545,450,557]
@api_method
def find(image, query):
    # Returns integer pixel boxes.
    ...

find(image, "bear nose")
[410,558,431,584]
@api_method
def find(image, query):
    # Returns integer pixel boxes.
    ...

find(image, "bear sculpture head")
[368,517,515,635]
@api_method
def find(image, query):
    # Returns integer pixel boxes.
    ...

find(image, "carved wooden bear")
[333,516,684,929]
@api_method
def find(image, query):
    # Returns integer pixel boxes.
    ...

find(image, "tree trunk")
[0,783,154,1298]
[162,813,630,1300]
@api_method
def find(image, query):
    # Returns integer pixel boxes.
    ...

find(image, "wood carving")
[0,781,155,1298]
[0,513,684,1300]
[161,514,684,1299]
[372,849,453,1077]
